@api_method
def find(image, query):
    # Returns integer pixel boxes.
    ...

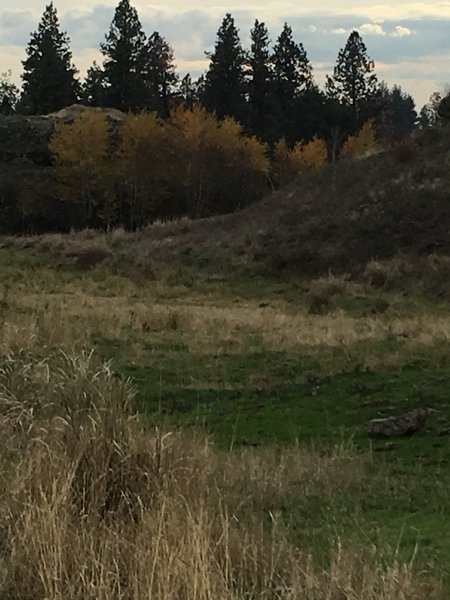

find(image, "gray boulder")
[368,407,430,437]
[0,104,126,164]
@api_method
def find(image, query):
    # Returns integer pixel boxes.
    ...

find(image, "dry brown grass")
[0,350,443,600]
[307,273,352,314]
[364,255,450,294]
[4,285,450,361]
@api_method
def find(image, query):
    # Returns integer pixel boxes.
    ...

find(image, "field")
[0,236,449,599]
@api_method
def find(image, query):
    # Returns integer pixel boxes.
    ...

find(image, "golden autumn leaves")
[49,106,380,227]
[50,107,271,227]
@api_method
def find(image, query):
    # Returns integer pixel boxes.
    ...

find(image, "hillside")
[1,127,450,598]
[5,124,449,280]
[137,126,450,274]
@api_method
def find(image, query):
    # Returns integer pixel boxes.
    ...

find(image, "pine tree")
[272,23,313,106]
[82,61,107,106]
[0,70,19,114]
[19,3,79,115]
[376,83,416,142]
[248,20,274,139]
[438,92,450,123]
[271,23,313,141]
[202,13,246,121]
[101,0,147,111]
[326,31,378,120]
[419,91,442,128]
[289,85,333,145]
[180,74,201,108]
[143,31,178,117]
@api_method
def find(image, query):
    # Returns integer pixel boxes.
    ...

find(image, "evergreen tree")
[389,86,416,138]
[202,13,246,121]
[418,91,442,127]
[271,23,313,141]
[326,31,378,120]
[289,86,331,144]
[82,61,107,106]
[438,92,450,123]
[248,20,275,139]
[101,0,147,111]
[19,3,79,115]
[0,96,13,115]
[376,83,416,141]
[143,31,178,117]
[272,23,313,106]
[180,74,200,108]
[0,70,19,114]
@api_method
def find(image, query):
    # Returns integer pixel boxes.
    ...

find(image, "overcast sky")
[1,0,450,108]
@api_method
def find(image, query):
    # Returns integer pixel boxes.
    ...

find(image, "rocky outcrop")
[46,104,127,124]
[0,114,53,164]
[368,407,429,437]
[0,105,128,233]
[0,105,126,165]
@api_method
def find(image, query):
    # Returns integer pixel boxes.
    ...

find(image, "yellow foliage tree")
[272,136,328,187]
[49,110,112,227]
[271,139,294,188]
[341,120,380,159]
[169,105,268,217]
[50,105,270,227]
[243,135,270,173]
[292,137,328,171]
[169,105,220,216]
[118,112,172,228]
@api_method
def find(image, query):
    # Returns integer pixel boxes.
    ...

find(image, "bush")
[364,255,450,296]
[308,274,349,314]
[74,245,111,270]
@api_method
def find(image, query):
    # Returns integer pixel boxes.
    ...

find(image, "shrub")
[74,245,111,270]
[363,259,414,289]
[308,274,349,314]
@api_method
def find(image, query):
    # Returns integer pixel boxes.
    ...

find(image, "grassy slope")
[3,128,450,279]
[108,126,450,275]
[1,245,450,585]
[1,130,450,591]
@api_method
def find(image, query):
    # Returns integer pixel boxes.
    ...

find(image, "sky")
[1,0,450,108]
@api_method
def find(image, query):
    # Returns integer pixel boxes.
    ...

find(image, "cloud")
[360,23,386,35]
[376,51,450,103]
[1,2,449,108]
[0,10,36,45]
[391,25,413,37]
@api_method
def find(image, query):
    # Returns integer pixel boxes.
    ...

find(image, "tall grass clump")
[0,350,443,599]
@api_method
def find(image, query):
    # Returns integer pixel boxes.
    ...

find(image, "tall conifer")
[326,31,378,119]
[272,24,313,106]
[248,20,274,139]
[20,3,79,115]
[202,13,246,121]
[101,0,147,111]
[144,32,178,117]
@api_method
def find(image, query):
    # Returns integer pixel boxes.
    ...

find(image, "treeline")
[1,0,422,146]
[1,0,450,234]
[3,106,376,232]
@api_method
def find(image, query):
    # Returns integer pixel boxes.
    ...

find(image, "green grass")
[2,242,450,585]
[123,358,450,451]
[104,335,450,577]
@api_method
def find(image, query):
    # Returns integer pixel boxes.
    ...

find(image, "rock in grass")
[368,407,429,437]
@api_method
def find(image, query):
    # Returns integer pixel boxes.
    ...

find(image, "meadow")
[0,234,449,599]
